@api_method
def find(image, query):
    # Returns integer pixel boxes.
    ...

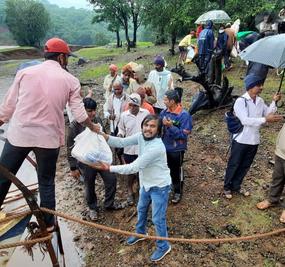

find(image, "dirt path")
[1,48,285,266]
[58,47,285,266]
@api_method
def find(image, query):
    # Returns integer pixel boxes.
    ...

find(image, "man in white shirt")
[104,81,129,164]
[104,81,129,134]
[103,64,120,100]
[118,93,149,205]
[147,56,173,114]
[224,74,283,199]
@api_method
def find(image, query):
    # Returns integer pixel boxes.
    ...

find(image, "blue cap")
[153,55,165,67]
[244,74,264,90]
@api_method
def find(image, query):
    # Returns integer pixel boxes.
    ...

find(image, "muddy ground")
[1,46,285,267]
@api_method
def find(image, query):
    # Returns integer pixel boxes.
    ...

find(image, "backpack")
[225,97,248,135]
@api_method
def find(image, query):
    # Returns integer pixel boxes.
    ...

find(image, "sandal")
[224,190,232,199]
[279,210,285,224]
[237,188,250,197]
[256,200,274,210]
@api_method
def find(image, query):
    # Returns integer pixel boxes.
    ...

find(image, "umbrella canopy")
[195,10,231,24]
[240,34,285,93]
[237,31,254,41]
[239,34,285,68]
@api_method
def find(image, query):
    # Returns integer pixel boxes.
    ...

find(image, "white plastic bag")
[186,46,195,60]
[230,45,238,58]
[71,128,112,165]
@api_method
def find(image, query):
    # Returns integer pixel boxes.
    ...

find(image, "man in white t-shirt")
[147,56,173,114]
[104,81,129,164]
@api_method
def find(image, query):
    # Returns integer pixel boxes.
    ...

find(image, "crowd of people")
[0,25,284,262]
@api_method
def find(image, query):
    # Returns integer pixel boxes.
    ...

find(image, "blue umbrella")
[240,34,285,92]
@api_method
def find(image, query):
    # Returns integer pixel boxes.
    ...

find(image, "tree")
[92,11,122,47]
[89,0,144,50]
[5,0,50,47]
[143,0,197,54]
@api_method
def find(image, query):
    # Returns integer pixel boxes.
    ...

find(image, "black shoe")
[105,202,125,211]
[127,194,135,206]
[89,209,99,221]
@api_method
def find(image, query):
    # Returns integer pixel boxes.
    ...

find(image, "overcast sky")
[47,0,93,9]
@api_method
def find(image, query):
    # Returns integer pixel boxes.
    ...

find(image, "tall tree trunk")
[132,15,138,48]
[116,30,121,47]
[170,31,176,56]
[122,19,131,51]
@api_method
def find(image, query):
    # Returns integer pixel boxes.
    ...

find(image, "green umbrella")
[236,31,254,41]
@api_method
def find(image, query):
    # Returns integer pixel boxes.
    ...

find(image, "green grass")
[73,42,154,61]
[136,42,154,47]
[0,61,20,76]
[263,259,277,267]
[73,46,125,61]
[229,198,273,234]
[0,46,33,52]
[226,58,282,97]
[2,61,19,70]
[79,62,127,80]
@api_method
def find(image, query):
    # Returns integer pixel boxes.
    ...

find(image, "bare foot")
[256,200,273,210]
[280,210,285,223]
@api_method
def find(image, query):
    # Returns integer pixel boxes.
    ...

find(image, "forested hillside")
[0,0,150,46]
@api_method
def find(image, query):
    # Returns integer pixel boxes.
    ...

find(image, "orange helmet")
[44,38,71,54]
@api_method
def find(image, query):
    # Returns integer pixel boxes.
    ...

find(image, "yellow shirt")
[179,34,192,47]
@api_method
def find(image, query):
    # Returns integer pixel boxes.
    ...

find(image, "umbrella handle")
[277,100,284,108]
[277,69,285,94]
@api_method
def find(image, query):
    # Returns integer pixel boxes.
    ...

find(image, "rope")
[0,235,52,250]
[41,208,285,244]
[0,210,32,224]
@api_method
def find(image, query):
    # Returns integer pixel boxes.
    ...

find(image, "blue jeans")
[0,140,59,227]
[136,185,170,251]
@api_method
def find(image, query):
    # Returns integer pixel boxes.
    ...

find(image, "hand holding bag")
[71,128,113,165]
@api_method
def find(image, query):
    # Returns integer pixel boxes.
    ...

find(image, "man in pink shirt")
[0,38,98,231]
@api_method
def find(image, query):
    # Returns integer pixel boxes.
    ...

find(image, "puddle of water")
[7,217,83,267]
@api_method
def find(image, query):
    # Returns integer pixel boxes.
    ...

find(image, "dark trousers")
[111,127,124,164]
[167,151,184,194]
[224,140,258,192]
[82,165,116,210]
[0,140,59,227]
[210,55,222,85]
[224,49,231,69]
[269,155,285,204]
[198,54,212,76]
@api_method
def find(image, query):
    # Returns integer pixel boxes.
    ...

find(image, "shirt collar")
[167,104,183,114]
[43,60,62,68]
[127,108,144,116]
[243,92,261,103]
